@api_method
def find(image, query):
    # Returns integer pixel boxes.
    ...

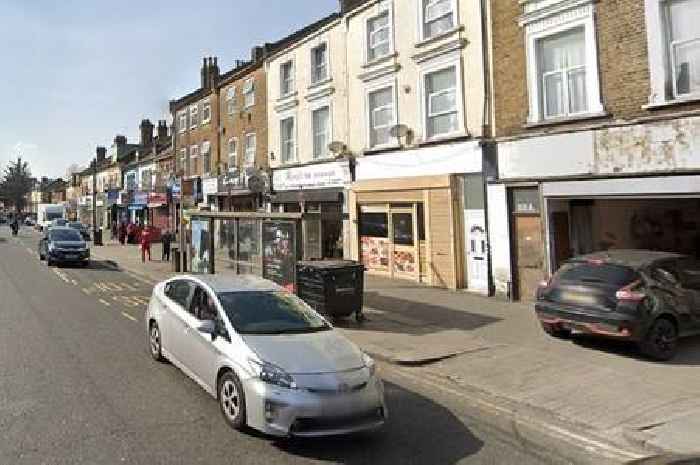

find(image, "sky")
[0,0,337,180]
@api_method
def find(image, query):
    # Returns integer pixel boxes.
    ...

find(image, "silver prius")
[145,274,386,437]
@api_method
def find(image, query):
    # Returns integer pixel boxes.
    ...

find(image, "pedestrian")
[126,222,135,244]
[162,230,172,262]
[111,220,117,241]
[140,226,152,262]
[118,222,127,245]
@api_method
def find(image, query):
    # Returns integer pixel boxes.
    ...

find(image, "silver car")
[145,274,386,437]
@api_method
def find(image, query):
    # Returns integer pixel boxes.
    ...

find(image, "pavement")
[0,226,589,465]
[86,236,700,460]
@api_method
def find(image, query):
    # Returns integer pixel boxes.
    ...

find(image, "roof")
[573,250,688,268]
[177,274,283,293]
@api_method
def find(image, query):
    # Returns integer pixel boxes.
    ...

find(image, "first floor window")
[312,106,330,159]
[667,0,700,97]
[311,43,328,83]
[280,117,296,163]
[178,112,187,133]
[280,61,295,96]
[179,148,187,174]
[539,27,587,119]
[368,86,394,147]
[190,104,199,128]
[201,141,211,174]
[226,87,237,114]
[244,133,256,166]
[201,102,211,124]
[423,0,455,40]
[243,79,255,108]
[228,137,238,169]
[425,65,459,138]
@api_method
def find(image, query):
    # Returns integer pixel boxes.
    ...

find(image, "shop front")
[147,192,169,232]
[202,176,219,209]
[349,141,485,291]
[215,168,266,212]
[129,191,148,224]
[271,160,352,260]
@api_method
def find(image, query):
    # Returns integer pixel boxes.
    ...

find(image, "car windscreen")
[217,291,330,335]
[50,229,83,242]
[46,212,63,221]
[554,262,638,286]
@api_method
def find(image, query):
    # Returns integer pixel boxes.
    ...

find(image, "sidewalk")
[91,242,700,457]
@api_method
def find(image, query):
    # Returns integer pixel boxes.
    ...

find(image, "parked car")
[38,226,90,267]
[535,250,700,361]
[146,274,386,437]
[68,222,91,241]
[47,218,69,231]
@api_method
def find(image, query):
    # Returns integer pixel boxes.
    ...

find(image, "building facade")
[343,0,489,290]
[488,0,700,300]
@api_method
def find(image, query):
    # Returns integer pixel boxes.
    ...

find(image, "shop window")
[512,188,540,214]
[417,203,426,241]
[360,212,388,237]
[392,213,414,246]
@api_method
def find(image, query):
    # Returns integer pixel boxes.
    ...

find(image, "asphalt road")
[0,226,568,465]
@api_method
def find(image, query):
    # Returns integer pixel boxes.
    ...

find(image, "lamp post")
[92,157,102,246]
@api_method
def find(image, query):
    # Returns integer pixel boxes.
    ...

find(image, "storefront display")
[190,218,211,274]
[262,221,297,291]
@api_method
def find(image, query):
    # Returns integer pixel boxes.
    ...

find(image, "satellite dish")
[390,124,410,138]
[328,141,346,155]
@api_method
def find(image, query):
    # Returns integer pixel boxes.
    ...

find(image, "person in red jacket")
[140,226,152,262]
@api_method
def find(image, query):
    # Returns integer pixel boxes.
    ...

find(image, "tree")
[0,157,33,213]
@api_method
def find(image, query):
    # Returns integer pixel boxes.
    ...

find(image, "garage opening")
[547,197,700,272]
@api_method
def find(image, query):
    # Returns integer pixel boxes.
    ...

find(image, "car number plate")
[65,254,77,260]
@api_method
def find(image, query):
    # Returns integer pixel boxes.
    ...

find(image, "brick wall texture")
[491,0,700,139]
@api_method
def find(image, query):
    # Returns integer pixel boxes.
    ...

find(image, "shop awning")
[271,188,343,203]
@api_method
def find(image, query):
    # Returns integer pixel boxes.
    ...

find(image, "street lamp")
[92,156,102,245]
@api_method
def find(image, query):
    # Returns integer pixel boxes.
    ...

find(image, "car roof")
[572,249,689,269]
[173,274,283,293]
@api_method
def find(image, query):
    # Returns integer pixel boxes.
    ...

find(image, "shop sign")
[131,191,148,206]
[170,180,181,200]
[273,160,351,191]
[148,192,168,208]
[118,191,132,206]
[202,177,218,197]
[106,190,119,207]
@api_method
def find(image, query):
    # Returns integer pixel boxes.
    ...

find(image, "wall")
[173,91,219,177]
[345,0,485,156]
[219,66,269,171]
[266,18,347,168]
[486,183,511,295]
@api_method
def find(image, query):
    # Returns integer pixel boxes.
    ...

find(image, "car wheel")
[47,257,53,267]
[640,317,678,361]
[149,322,166,362]
[541,322,572,339]
[218,371,246,430]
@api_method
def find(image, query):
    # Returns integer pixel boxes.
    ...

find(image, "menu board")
[262,221,297,291]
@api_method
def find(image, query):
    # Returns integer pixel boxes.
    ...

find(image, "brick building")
[487,0,700,300]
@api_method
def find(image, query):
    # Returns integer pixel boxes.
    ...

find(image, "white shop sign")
[273,160,351,191]
[202,177,219,196]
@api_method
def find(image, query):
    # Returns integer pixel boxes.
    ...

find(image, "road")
[0,226,586,465]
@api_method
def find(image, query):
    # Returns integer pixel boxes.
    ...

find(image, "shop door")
[465,210,488,292]
[551,211,572,270]
[514,215,544,301]
[390,208,419,280]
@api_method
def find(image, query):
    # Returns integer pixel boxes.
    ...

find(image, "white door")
[465,210,489,293]
[161,280,194,363]
[182,285,222,391]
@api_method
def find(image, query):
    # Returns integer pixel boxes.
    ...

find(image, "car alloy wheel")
[641,318,678,361]
[149,323,165,362]
[218,372,246,430]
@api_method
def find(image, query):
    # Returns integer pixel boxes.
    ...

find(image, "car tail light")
[616,280,646,302]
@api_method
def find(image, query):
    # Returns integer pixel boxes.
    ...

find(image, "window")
[190,286,219,321]
[189,104,198,128]
[280,117,296,163]
[126,173,136,190]
[667,0,700,97]
[190,144,199,158]
[178,111,187,133]
[166,280,193,309]
[512,188,540,214]
[201,101,211,124]
[311,43,328,84]
[360,212,388,238]
[201,141,211,174]
[243,79,255,108]
[226,87,237,115]
[312,106,331,159]
[422,0,455,40]
[392,212,414,246]
[425,65,459,138]
[227,137,238,169]
[538,28,587,119]
[368,86,395,147]
[179,148,187,174]
[244,133,256,166]
[280,61,295,97]
[367,11,391,62]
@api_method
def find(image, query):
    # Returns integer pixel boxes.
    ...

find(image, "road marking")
[82,288,93,295]
[382,365,647,462]
[121,311,137,322]
[98,299,111,307]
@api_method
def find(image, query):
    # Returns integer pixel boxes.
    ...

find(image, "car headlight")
[362,352,376,377]
[48,244,55,252]
[248,359,297,389]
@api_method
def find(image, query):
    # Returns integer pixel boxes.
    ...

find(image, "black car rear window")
[554,262,638,286]
[50,229,82,242]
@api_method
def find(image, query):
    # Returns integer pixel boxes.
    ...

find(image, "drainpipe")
[480,0,495,296]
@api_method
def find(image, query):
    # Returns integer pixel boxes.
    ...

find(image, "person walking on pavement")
[162,230,172,262]
[118,221,127,245]
[140,226,152,262]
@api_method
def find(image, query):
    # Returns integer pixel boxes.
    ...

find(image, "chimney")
[209,56,220,88]
[96,146,106,163]
[114,135,127,147]
[251,46,265,63]
[140,119,154,147]
[201,57,209,89]
[157,120,168,140]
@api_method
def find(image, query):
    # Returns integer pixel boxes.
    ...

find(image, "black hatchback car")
[535,250,700,361]
[38,227,90,267]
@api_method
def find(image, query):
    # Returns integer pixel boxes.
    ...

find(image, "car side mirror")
[197,320,217,340]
